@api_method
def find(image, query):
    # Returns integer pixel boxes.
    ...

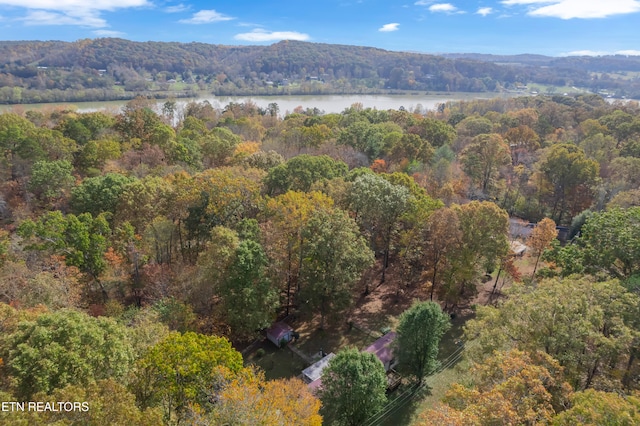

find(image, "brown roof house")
[266,322,295,348]
[364,331,398,372]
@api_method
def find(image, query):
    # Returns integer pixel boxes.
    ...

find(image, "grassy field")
[244,340,307,381]
[295,321,377,357]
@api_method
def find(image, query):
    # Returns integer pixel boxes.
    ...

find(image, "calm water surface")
[0,93,515,115]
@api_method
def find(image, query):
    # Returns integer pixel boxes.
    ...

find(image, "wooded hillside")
[1,39,639,104]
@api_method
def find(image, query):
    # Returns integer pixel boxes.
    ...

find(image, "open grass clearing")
[244,339,307,381]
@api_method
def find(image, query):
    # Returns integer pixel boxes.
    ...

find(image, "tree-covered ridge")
[2,38,640,104]
[0,94,639,423]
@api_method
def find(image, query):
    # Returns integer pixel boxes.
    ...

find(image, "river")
[0,92,516,116]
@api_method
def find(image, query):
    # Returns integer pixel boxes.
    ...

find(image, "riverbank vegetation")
[0,93,640,424]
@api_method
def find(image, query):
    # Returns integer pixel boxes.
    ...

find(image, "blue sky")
[0,1,639,56]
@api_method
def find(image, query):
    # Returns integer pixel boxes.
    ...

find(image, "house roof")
[307,378,323,392]
[266,321,293,340]
[302,353,336,383]
[364,331,396,365]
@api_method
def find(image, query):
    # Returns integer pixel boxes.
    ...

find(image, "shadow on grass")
[244,340,307,381]
[295,321,377,356]
[377,384,432,426]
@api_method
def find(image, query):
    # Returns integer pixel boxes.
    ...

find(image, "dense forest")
[1,38,640,104]
[1,93,640,424]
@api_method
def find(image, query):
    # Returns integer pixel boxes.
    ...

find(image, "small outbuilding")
[266,322,294,348]
[364,331,397,372]
[510,240,528,257]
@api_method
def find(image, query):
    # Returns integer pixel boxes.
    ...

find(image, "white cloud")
[616,50,640,56]
[0,0,147,28]
[21,10,106,27]
[414,0,434,5]
[178,9,234,24]
[93,29,125,37]
[165,3,189,13]
[563,49,640,56]
[234,29,310,42]
[476,7,493,16]
[562,50,608,56]
[379,23,400,32]
[0,0,147,9]
[501,0,640,19]
[429,3,458,13]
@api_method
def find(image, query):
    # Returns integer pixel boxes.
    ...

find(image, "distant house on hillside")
[364,331,397,372]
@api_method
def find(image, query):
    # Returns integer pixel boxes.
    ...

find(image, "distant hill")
[0,38,638,104]
[441,52,640,72]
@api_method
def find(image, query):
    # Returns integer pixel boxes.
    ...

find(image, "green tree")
[300,208,374,329]
[389,133,434,164]
[31,127,78,163]
[57,112,115,144]
[545,207,640,280]
[0,379,163,426]
[461,133,510,195]
[28,159,75,203]
[76,138,121,172]
[580,207,640,280]
[412,117,456,148]
[219,239,279,338]
[115,175,171,233]
[201,126,242,168]
[263,190,334,315]
[537,143,599,224]
[18,211,111,290]
[132,331,243,422]
[349,173,411,284]
[194,226,240,314]
[244,150,284,170]
[395,301,450,383]
[151,297,197,333]
[265,154,348,195]
[0,113,37,179]
[338,120,402,159]
[465,277,638,390]
[439,201,509,309]
[319,348,387,426]
[71,173,135,217]
[179,168,263,262]
[2,309,134,399]
[552,389,640,425]
[115,101,168,146]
